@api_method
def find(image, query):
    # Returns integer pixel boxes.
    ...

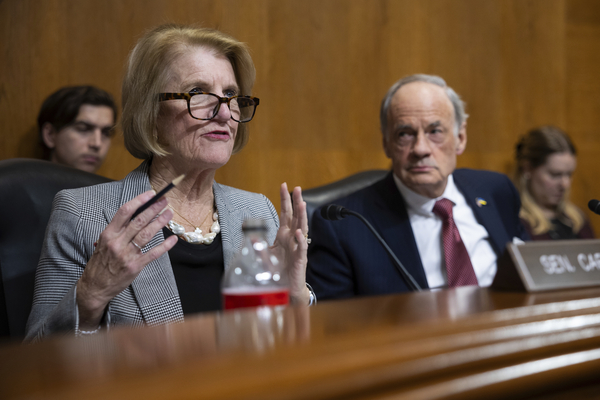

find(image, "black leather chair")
[0,158,112,340]
[302,169,388,229]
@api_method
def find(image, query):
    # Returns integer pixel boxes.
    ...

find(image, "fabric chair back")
[0,159,112,340]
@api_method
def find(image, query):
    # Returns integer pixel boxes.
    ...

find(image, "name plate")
[492,239,600,292]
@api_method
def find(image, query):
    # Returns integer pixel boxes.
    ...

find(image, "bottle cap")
[242,218,267,231]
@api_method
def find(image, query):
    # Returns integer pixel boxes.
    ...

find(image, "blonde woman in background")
[515,125,594,240]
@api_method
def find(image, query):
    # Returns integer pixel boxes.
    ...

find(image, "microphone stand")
[343,208,422,292]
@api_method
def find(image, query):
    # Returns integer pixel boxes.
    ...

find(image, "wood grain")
[2,287,600,399]
[1,0,600,232]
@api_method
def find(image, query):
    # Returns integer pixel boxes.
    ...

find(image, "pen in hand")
[131,174,185,220]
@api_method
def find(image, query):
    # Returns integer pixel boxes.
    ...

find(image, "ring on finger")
[304,233,311,245]
[294,234,311,245]
[131,240,143,251]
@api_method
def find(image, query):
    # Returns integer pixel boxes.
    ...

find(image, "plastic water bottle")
[222,219,289,310]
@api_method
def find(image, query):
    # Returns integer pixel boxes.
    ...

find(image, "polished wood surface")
[1,0,600,233]
[2,287,600,399]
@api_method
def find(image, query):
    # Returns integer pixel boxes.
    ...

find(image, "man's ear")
[455,121,467,155]
[382,130,394,159]
[41,123,57,149]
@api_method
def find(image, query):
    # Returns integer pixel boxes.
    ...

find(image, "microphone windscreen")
[321,204,346,220]
[588,199,600,215]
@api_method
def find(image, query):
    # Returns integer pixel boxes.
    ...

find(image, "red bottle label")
[222,287,289,310]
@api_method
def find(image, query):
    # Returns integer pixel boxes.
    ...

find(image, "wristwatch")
[306,282,317,306]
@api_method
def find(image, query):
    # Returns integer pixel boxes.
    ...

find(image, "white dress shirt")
[393,174,497,289]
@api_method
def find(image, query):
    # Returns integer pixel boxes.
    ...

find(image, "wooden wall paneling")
[566,0,600,234]
[495,0,567,176]
[217,0,395,204]
[424,0,506,171]
[1,0,600,220]
[0,1,73,161]
[217,0,337,196]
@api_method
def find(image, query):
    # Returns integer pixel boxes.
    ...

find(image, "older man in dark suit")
[307,74,528,300]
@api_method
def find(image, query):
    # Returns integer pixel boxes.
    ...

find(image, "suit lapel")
[103,160,183,325]
[367,174,429,289]
[213,182,241,271]
[212,182,279,272]
[453,170,509,254]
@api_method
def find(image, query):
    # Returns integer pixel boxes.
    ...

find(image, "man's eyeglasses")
[158,92,260,123]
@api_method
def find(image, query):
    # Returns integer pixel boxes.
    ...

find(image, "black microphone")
[589,199,600,215]
[320,204,422,291]
[320,204,349,220]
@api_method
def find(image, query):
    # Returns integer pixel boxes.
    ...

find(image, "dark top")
[521,215,595,241]
[164,228,224,314]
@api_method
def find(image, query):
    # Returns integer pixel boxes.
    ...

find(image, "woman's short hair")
[122,24,256,159]
[515,125,582,235]
[38,85,117,152]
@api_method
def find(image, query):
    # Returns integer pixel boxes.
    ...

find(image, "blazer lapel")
[454,172,510,254]
[367,174,429,289]
[213,181,243,272]
[103,160,183,325]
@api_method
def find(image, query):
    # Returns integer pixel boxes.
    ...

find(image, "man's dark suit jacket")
[307,169,528,300]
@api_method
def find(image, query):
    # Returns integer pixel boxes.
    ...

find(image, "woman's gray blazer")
[25,161,279,341]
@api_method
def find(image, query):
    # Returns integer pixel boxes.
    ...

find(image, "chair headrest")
[302,169,388,228]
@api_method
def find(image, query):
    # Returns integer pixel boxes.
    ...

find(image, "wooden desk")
[2,287,600,399]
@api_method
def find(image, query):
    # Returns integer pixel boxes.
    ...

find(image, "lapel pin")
[476,197,487,207]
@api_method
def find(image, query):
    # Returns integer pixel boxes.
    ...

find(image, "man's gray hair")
[379,74,468,137]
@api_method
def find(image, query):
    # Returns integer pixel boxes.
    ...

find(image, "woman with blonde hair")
[515,125,594,240]
[26,24,313,341]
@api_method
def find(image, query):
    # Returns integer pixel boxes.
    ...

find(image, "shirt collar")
[393,173,463,217]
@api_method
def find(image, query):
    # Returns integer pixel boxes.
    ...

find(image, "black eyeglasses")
[158,92,260,123]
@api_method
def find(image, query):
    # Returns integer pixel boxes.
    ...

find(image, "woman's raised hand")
[76,190,178,330]
[272,183,310,305]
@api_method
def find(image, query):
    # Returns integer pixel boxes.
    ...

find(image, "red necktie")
[432,198,478,287]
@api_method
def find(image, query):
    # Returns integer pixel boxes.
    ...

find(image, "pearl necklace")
[150,180,220,245]
[167,210,220,245]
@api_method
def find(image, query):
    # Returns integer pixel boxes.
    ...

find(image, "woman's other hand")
[76,190,178,330]
[272,183,310,305]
